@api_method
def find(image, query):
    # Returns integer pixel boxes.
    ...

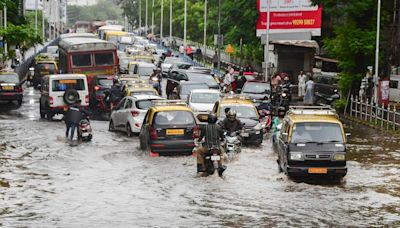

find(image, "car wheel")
[126,124,132,137]
[109,120,115,132]
[46,111,53,121]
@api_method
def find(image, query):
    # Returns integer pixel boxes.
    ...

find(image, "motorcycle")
[256,100,273,133]
[203,146,225,177]
[77,118,93,141]
[314,89,340,107]
[224,131,242,161]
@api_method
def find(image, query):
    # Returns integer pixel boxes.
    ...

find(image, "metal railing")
[349,96,400,131]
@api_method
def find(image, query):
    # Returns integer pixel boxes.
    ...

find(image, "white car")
[188,89,221,115]
[109,95,165,136]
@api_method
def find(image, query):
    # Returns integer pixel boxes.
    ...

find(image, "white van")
[39,74,89,120]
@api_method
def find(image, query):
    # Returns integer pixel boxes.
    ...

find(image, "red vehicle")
[74,21,91,33]
[90,20,107,34]
[58,37,118,89]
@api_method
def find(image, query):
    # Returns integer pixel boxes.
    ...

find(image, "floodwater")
[0,87,399,227]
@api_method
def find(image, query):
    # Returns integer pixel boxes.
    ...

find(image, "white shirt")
[224,73,233,85]
[298,74,307,85]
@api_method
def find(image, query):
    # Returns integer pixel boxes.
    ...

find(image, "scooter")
[203,146,225,177]
[78,118,93,141]
[314,89,340,107]
[224,131,242,161]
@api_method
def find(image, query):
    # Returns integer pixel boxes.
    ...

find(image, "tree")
[67,0,123,26]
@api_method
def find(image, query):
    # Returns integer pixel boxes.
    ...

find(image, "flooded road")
[0,87,399,227]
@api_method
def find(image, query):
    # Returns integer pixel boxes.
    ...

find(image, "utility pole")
[264,0,271,82]
[145,0,148,34]
[151,0,154,35]
[203,0,207,54]
[183,0,187,49]
[169,0,172,42]
[3,5,7,60]
[217,0,221,71]
[42,9,45,43]
[160,0,163,40]
[374,0,381,103]
[139,0,142,31]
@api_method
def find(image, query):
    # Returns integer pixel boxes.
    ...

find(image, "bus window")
[95,53,114,66]
[72,54,92,67]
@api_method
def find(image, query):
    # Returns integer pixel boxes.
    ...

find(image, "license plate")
[308,168,328,174]
[242,132,249,137]
[82,132,89,137]
[166,129,184,135]
[2,86,14,91]
[211,155,220,161]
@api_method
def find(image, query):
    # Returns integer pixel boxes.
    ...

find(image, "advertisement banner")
[256,0,322,37]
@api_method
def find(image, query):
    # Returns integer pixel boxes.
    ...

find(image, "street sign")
[225,44,234,54]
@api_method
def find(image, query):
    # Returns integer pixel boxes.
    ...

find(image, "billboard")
[256,0,322,37]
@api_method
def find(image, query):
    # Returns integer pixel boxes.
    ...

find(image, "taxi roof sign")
[287,106,337,116]
[151,100,187,107]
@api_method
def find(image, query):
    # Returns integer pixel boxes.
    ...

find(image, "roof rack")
[151,100,187,107]
[287,106,337,116]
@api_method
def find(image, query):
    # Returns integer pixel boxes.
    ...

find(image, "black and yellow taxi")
[139,100,200,156]
[0,71,23,106]
[32,55,58,89]
[275,106,350,179]
[211,95,263,146]
[125,82,159,97]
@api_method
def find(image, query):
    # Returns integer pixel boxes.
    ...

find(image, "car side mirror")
[345,133,351,142]
[282,132,288,143]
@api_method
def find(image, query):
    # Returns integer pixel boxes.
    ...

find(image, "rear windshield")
[0,74,19,83]
[52,79,86,91]
[220,105,258,119]
[96,79,113,88]
[290,122,344,144]
[95,53,114,66]
[131,91,157,96]
[181,84,208,95]
[191,92,220,104]
[136,99,158,110]
[36,63,56,74]
[135,58,153,64]
[154,111,195,126]
[72,54,92,67]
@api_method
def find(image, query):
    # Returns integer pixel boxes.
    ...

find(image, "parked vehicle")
[0,71,23,106]
[313,72,340,101]
[109,95,164,136]
[275,106,350,179]
[39,74,89,120]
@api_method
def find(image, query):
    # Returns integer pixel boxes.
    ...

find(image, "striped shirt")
[200,124,224,149]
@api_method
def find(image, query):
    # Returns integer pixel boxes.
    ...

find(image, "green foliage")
[119,0,262,65]
[67,0,123,25]
[334,98,347,114]
[0,23,41,55]
[24,11,47,41]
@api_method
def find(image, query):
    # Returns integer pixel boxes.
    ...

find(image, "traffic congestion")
[0,20,399,227]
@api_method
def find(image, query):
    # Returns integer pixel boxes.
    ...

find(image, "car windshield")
[138,66,155,76]
[36,63,56,75]
[135,58,153,63]
[164,57,180,64]
[136,99,159,110]
[242,83,271,94]
[191,92,220,104]
[180,84,209,95]
[0,74,19,83]
[290,122,344,144]
[154,111,195,126]
[120,58,133,67]
[187,74,218,87]
[220,105,258,119]
[52,79,85,91]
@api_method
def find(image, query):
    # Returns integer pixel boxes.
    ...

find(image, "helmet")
[227,110,237,121]
[208,113,218,124]
[277,106,286,118]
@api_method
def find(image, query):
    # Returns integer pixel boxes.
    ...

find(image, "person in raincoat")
[272,107,286,145]
[303,77,314,105]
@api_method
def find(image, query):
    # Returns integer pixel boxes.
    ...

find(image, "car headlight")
[282,93,287,97]
[333,153,346,161]
[289,152,303,161]
[253,123,262,131]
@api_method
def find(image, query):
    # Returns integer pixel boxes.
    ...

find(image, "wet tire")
[126,124,132,137]
[205,160,215,175]
[109,120,115,132]
[63,89,80,105]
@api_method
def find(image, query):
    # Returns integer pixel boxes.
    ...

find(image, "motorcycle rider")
[235,69,247,93]
[196,113,226,175]
[272,106,286,144]
[221,110,244,133]
[150,68,162,95]
[65,99,90,141]
[105,76,125,109]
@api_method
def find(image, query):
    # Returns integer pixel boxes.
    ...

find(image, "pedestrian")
[271,73,282,90]
[179,45,185,55]
[303,77,315,105]
[223,70,233,93]
[186,45,193,60]
[65,99,88,140]
[195,48,202,62]
[298,70,307,98]
[212,51,218,69]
